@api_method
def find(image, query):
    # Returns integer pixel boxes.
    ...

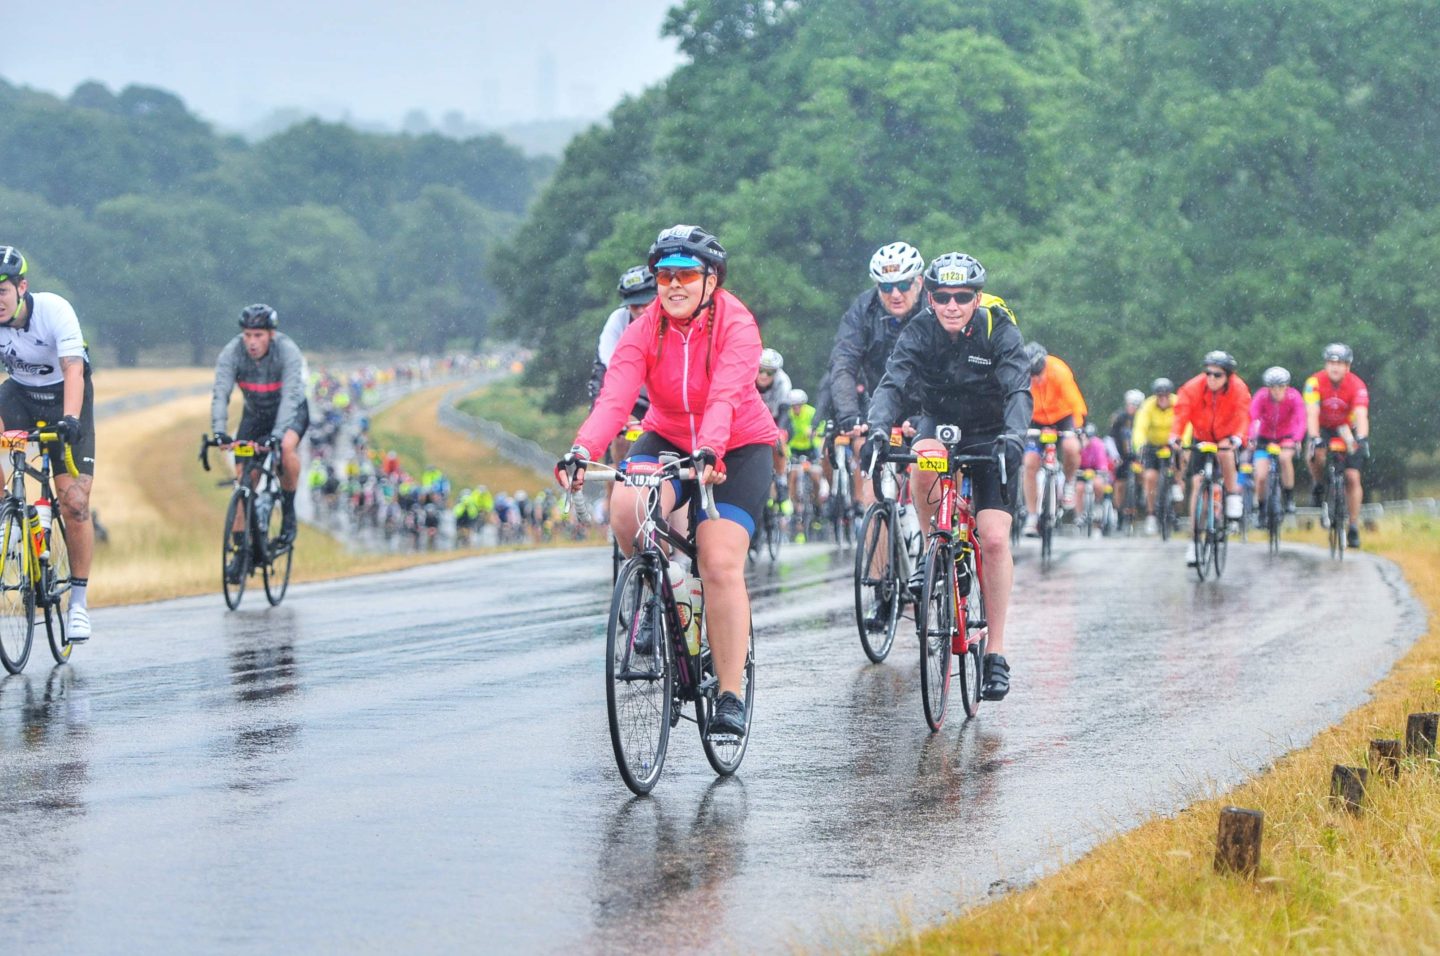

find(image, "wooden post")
[1214,806,1264,876]
[1405,713,1439,757]
[1331,765,1368,812]
[1368,739,1402,779]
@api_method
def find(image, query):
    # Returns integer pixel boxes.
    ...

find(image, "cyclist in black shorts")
[0,246,98,641]
[211,304,311,548]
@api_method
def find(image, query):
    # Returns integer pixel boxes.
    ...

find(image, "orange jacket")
[1030,355,1087,426]
[1170,372,1252,443]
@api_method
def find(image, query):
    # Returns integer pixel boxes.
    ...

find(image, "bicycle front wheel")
[0,506,35,674]
[916,543,954,731]
[46,512,72,664]
[957,554,986,719]
[1040,472,1055,567]
[222,493,250,610]
[1330,477,1347,561]
[606,559,673,795]
[765,504,782,561]
[700,617,754,776]
[263,506,293,606]
[854,504,899,663]
[1192,485,1212,582]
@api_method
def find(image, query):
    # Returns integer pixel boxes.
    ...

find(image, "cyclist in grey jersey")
[211,304,310,544]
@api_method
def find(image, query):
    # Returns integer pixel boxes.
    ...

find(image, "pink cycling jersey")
[1249,387,1306,443]
[1079,436,1112,475]
[575,289,779,460]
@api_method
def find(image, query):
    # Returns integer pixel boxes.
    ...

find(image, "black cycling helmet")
[239,303,279,330]
[1202,349,1237,372]
[923,251,986,290]
[1262,366,1291,387]
[1152,377,1174,395]
[616,265,656,305]
[0,246,27,284]
[1024,342,1048,376]
[1322,342,1354,364]
[646,224,727,288]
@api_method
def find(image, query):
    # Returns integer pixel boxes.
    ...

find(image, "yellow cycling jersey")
[1131,395,1175,450]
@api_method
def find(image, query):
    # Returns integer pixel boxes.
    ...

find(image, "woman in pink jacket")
[559,225,776,738]
[1248,366,1306,518]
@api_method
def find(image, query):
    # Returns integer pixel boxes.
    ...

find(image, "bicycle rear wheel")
[765,503,782,561]
[700,617,754,776]
[956,554,986,719]
[222,493,251,610]
[263,504,293,606]
[46,512,72,664]
[606,559,673,795]
[916,543,954,731]
[0,506,35,674]
[854,504,899,663]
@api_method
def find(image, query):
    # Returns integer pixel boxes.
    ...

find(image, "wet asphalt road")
[0,533,1424,953]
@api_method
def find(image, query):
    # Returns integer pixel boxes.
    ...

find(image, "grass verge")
[890,517,1440,953]
[454,377,587,458]
[371,383,550,496]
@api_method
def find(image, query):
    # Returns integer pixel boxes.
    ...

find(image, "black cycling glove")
[213,431,234,446]
[57,415,83,446]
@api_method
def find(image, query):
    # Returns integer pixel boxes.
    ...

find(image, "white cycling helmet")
[868,242,925,284]
[1124,389,1144,407]
[759,348,784,372]
[787,388,808,406]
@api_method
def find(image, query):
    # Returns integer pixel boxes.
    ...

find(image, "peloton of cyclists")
[1021,342,1087,536]
[1305,343,1370,549]
[1249,366,1306,524]
[0,246,97,641]
[861,252,1029,702]
[1169,350,1251,567]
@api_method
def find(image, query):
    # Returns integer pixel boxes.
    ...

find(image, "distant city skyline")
[7,0,685,132]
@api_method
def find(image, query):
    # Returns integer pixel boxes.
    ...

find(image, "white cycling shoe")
[67,605,92,643]
[1185,542,1199,567]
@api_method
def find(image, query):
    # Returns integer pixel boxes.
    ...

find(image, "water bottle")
[26,504,43,559]
[36,498,52,534]
[255,492,274,534]
[666,563,704,657]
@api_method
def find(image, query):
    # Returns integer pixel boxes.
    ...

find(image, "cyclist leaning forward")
[211,304,310,569]
[1169,350,1251,567]
[0,246,97,641]
[861,252,1030,701]
[558,225,777,738]
[1305,342,1369,549]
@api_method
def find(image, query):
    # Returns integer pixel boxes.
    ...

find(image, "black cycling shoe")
[225,553,247,585]
[279,510,298,544]
[1347,525,1360,549]
[981,653,1010,701]
[908,565,927,597]
[708,691,747,738]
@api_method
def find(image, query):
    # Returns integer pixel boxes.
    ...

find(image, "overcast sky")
[6,0,686,129]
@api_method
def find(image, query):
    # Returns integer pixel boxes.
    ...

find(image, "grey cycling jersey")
[211,332,309,436]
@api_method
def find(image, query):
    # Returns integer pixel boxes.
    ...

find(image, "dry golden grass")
[370,384,548,495]
[890,517,1440,954]
[93,366,213,402]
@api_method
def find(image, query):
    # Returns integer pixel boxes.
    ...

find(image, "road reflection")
[590,778,750,951]
[220,609,302,795]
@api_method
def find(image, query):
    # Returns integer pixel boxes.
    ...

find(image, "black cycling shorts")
[238,401,311,443]
[913,420,1014,516]
[0,371,96,476]
[1142,446,1175,471]
[625,433,774,537]
[1318,427,1363,469]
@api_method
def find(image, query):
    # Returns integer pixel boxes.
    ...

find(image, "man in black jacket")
[862,253,1031,701]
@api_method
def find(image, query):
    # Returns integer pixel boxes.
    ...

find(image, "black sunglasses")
[1205,370,1227,379]
[877,279,914,294]
[930,289,977,306]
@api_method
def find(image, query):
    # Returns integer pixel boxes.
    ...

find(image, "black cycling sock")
[282,490,296,514]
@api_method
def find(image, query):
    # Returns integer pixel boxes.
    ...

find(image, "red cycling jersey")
[1303,370,1368,430]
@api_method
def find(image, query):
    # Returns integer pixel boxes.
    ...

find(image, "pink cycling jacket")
[575,289,779,460]
[1249,387,1306,443]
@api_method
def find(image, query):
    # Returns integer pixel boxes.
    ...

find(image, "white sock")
[70,578,88,609]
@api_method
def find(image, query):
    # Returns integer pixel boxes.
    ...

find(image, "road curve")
[0,534,1423,953]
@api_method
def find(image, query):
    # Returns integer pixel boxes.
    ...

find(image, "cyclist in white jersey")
[0,247,96,641]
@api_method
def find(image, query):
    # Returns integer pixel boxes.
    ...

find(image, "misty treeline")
[0,77,555,365]
[496,0,1438,495]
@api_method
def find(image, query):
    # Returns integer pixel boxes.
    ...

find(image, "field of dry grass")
[93,366,214,402]
[890,519,1440,953]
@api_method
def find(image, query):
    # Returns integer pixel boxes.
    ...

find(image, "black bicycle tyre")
[222,492,250,610]
[699,616,754,776]
[1193,479,1212,582]
[916,543,953,731]
[765,503,782,561]
[45,511,71,664]
[957,551,985,718]
[0,506,35,674]
[1040,470,1055,567]
[263,499,293,606]
[606,559,673,795]
[854,504,899,663]
[1330,471,1347,561]
[1213,513,1228,578]
[1267,476,1282,555]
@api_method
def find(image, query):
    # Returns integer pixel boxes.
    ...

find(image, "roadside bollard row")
[1215,710,1438,876]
